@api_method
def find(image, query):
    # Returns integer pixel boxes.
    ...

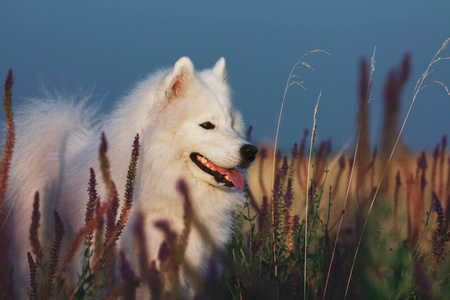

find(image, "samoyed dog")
[5,57,257,297]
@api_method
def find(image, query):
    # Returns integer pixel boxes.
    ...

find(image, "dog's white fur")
[4,57,256,297]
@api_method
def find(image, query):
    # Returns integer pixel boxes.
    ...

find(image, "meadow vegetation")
[1,38,450,299]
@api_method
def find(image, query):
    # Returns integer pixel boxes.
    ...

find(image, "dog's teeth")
[225,175,230,181]
[196,155,218,171]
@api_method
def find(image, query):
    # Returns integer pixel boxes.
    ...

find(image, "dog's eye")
[199,122,215,130]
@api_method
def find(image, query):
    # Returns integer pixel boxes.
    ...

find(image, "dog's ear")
[213,57,227,81]
[164,57,195,99]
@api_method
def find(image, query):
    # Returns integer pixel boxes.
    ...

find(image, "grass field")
[1,38,450,299]
[240,133,450,299]
[230,37,450,299]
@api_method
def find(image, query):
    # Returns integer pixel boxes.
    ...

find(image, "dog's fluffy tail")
[7,90,99,210]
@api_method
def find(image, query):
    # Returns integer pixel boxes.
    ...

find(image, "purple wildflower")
[119,251,139,297]
[308,182,317,198]
[158,241,169,264]
[432,192,445,222]
[259,146,267,159]
[396,170,402,187]
[292,215,300,232]
[384,72,399,106]
[281,156,288,178]
[291,142,298,158]
[27,252,37,300]
[400,53,411,82]
[348,156,354,169]
[202,257,221,299]
[417,151,428,170]
[30,192,43,261]
[359,59,369,103]
[430,192,450,266]
[275,150,281,162]
[258,195,270,233]
[271,171,281,199]
[433,144,440,160]
[176,178,189,195]
[338,156,346,169]
[284,178,294,208]
[132,211,145,239]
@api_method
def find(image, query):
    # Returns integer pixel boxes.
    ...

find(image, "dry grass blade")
[429,80,450,97]
[304,92,321,300]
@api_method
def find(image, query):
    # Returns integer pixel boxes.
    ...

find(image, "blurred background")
[1,1,449,152]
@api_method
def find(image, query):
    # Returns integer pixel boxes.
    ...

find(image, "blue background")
[1,1,450,152]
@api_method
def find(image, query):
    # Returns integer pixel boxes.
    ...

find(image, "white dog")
[4,57,257,297]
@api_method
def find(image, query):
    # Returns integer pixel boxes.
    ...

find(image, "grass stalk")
[305,92,321,299]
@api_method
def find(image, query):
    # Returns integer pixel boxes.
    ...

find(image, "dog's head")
[154,57,257,189]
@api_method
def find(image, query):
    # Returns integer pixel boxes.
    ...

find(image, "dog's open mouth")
[190,153,244,189]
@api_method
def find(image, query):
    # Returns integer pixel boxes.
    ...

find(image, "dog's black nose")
[240,144,258,163]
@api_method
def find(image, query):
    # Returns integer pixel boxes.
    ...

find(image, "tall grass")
[0,37,450,299]
[237,37,450,299]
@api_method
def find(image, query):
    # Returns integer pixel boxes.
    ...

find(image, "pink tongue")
[216,166,244,189]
